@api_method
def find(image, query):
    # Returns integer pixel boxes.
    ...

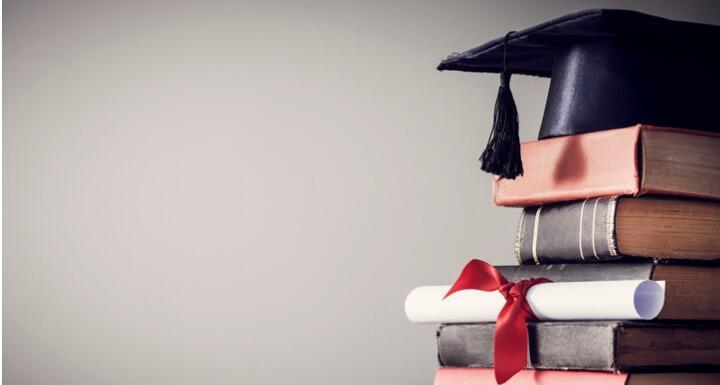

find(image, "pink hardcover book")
[492,125,720,207]
[434,368,625,385]
[434,368,720,385]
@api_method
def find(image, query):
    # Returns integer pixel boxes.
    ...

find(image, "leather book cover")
[494,126,642,207]
[495,262,655,282]
[515,197,618,264]
[437,322,720,371]
[493,125,720,207]
[515,196,720,264]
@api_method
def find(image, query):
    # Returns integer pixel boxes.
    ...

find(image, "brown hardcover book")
[496,262,720,320]
[516,196,720,263]
[627,373,720,385]
[437,322,720,371]
[493,125,720,207]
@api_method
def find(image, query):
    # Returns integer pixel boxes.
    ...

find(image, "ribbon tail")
[493,300,529,384]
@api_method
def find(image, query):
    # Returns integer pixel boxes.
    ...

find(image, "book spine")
[515,197,619,264]
[437,322,618,371]
[495,262,654,282]
[492,125,642,207]
[434,368,629,385]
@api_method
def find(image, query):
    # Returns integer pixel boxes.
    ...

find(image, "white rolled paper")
[404,280,665,323]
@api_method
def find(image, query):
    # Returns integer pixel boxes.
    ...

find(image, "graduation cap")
[439,9,720,179]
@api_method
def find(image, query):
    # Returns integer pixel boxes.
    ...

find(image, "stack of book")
[406,125,720,384]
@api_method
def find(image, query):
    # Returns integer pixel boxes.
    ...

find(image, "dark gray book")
[495,261,654,282]
[437,322,720,371]
[515,196,720,264]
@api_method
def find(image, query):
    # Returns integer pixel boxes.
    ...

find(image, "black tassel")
[480,70,523,179]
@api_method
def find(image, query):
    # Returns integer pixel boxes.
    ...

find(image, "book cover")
[437,322,720,371]
[515,196,720,263]
[493,125,720,207]
[434,368,720,385]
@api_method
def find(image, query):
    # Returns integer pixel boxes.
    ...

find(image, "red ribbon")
[443,259,552,384]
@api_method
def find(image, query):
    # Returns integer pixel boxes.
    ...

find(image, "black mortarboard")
[439,9,720,179]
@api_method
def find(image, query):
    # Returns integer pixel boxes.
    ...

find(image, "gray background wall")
[4,0,720,384]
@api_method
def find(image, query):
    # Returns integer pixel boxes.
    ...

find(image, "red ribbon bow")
[443,259,552,384]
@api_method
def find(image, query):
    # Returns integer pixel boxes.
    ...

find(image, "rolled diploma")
[405,280,665,323]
